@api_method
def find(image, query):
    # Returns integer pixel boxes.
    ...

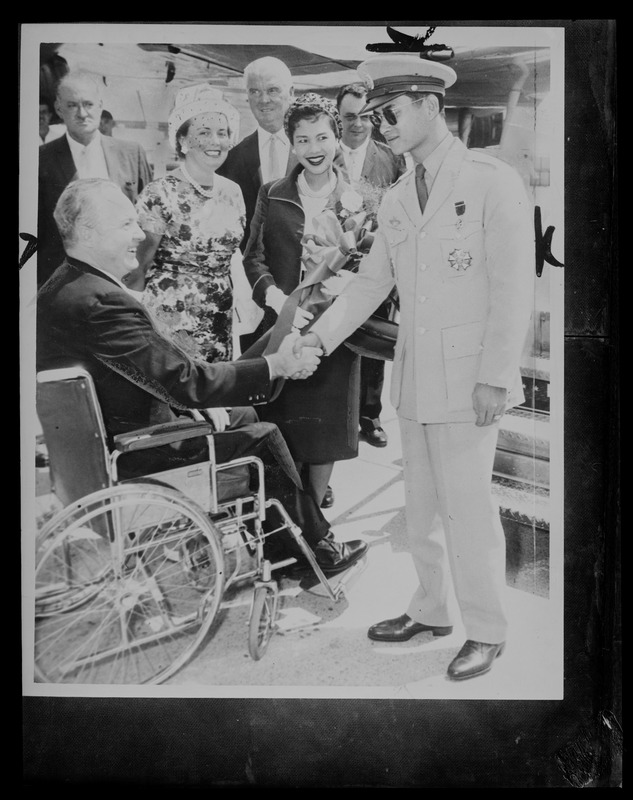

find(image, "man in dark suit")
[334,83,406,448]
[37,71,153,287]
[36,178,368,576]
[217,56,297,257]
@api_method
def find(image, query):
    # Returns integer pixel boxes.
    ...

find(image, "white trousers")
[399,417,508,644]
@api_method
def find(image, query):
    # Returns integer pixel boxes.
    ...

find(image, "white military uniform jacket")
[312,135,535,424]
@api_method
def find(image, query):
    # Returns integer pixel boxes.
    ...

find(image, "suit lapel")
[394,171,420,228]
[101,136,123,186]
[56,136,80,184]
[242,133,263,187]
[361,140,377,181]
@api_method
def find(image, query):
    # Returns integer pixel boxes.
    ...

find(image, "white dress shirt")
[339,137,370,184]
[66,131,109,179]
[257,127,290,184]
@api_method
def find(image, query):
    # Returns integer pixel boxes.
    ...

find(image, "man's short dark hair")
[335,82,368,110]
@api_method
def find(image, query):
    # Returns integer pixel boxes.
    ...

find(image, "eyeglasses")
[370,98,422,128]
[248,88,282,99]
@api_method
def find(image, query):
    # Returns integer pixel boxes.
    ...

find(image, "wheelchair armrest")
[113,420,215,453]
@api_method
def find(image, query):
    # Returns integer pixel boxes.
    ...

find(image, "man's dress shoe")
[313,536,368,576]
[320,485,334,508]
[446,639,505,680]
[266,532,366,579]
[368,613,453,642]
[360,425,388,448]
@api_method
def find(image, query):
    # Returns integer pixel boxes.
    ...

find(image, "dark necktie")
[415,163,428,213]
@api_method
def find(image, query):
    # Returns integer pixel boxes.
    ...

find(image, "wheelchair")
[33,366,347,685]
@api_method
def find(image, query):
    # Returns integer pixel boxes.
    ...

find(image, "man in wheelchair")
[36,178,368,576]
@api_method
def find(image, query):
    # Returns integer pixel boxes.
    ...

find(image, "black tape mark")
[535,206,564,277]
[19,233,38,270]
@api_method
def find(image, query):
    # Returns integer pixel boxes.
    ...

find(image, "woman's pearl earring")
[181,143,189,154]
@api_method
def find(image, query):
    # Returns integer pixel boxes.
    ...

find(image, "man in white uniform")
[297,54,535,681]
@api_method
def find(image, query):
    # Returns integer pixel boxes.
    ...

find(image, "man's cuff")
[305,325,329,355]
[263,354,274,379]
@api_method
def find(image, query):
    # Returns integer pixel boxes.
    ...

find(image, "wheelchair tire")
[247,584,278,661]
[32,483,225,685]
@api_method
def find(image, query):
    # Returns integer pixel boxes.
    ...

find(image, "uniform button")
[417,327,426,335]
[418,296,427,303]
[419,263,428,271]
[419,232,426,239]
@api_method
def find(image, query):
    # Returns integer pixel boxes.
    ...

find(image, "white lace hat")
[168,84,240,149]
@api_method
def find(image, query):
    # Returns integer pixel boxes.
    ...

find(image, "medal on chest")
[453,200,466,236]
[448,201,472,271]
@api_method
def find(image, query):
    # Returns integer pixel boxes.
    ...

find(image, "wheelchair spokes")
[248,583,279,661]
[34,485,225,684]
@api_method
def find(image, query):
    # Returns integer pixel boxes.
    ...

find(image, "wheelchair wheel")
[247,584,278,661]
[33,483,225,685]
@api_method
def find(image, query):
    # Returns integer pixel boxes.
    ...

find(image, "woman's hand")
[292,306,314,330]
[202,407,231,432]
[265,286,288,315]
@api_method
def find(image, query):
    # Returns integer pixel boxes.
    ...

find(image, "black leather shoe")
[360,424,388,448]
[320,485,334,508]
[447,639,505,681]
[313,537,368,576]
[368,613,453,642]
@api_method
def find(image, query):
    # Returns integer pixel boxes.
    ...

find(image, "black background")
[21,19,620,788]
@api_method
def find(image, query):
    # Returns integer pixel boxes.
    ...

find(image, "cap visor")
[361,93,407,114]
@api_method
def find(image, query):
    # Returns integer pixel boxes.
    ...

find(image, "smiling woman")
[127,84,245,366]
[241,93,361,508]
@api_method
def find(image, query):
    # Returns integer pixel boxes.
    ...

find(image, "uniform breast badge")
[448,249,472,271]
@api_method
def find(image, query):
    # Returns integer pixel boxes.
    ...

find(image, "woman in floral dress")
[128,84,244,365]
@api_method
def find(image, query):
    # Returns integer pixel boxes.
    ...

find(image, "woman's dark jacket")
[242,165,360,464]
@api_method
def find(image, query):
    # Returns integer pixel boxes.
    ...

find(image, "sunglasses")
[370,98,422,128]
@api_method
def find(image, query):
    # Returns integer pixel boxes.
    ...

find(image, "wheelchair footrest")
[298,557,368,598]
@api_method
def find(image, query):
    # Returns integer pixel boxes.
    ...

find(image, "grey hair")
[244,56,293,87]
[56,70,104,101]
[53,178,121,245]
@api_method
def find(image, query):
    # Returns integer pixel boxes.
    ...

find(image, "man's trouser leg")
[359,356,385,426]
[399,418,508,644]
[118,407,330,552]
[213,410,330,551]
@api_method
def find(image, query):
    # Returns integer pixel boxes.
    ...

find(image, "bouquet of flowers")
[299,186,381,294]
[258,179,397,365]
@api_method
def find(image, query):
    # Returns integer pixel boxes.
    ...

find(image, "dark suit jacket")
[217,129,297,250]
[36,258,272,445]
[37,135,153,287]
[333,138,406,189]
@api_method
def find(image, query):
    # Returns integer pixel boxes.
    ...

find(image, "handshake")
[266,331,324,380]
